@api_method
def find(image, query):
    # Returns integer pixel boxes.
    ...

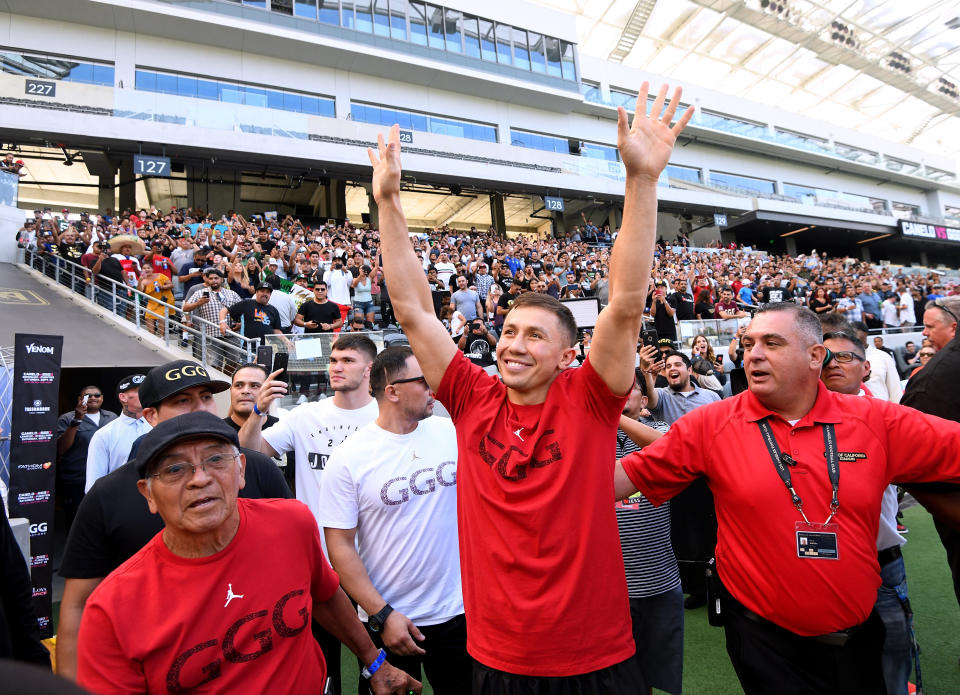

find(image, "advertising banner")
[7,333,63,638]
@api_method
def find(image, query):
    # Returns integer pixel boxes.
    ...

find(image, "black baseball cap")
[255,282,273,292]
[135,411,238,479]
[117,373,146,394]
[138,360,230,409]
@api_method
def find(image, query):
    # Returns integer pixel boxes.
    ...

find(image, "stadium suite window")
[665,164,701,183]
[891,201,921,219]
[445,8,462,53]
[463,15,481,59]
[946,205,960,222]
[710,171,775,195]
[351,102,496,142]
[409,2,428,45]
[294,0,317,19]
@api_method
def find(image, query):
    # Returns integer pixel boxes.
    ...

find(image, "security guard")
[615,303,960,695]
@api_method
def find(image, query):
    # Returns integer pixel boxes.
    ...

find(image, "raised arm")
[587,84,693,396]
[370,126,457,390]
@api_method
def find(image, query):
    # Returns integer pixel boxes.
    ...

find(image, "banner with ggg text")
[8,333,63,638]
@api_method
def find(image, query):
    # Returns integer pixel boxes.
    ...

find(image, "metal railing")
[19,248,258,371]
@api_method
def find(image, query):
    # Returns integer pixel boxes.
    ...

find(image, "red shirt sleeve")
[574,355,630,424]
[306,509,340,604]
[621,406,710,506]
[77,600,147,694]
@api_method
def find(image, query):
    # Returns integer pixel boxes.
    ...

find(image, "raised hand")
[617,82,695,183]
[368,125,403,203]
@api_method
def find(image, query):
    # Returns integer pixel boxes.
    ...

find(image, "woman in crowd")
[138,265,175,336]
[690,333,726,392]
[227,260,254,299]
[351,261,378,326]
[808,286,833,315]
[695,288,715,320]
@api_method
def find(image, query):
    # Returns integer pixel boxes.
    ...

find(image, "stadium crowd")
[4,85,960,695]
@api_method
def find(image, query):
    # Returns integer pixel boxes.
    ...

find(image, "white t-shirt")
[323,268,353,306]
[318,416,462,625]
[262,398,379,547]
[434,262,456,289]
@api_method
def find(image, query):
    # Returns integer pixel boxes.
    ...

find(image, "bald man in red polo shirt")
[616,302,960,695]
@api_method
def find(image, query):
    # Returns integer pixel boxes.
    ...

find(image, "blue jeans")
[875,553,912,695]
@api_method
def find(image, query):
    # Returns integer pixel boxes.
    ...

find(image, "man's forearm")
[608,178,657,311]
[313,587,380,667]
[326,536,388,617]
[378,196,433,319]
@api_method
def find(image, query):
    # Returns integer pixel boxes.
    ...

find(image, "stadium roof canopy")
[540,0,960,165]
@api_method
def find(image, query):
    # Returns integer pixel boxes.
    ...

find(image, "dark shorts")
[472,655,642,695]
[629,587,684,695]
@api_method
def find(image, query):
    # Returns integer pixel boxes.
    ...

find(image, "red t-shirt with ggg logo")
[437,351,634,676]
[78,499,339,694]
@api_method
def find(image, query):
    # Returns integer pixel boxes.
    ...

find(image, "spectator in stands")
[85,374,150,492]
[458,318,497,368]
[296,282,343,334]
[75,412,418,695]
[614,379,681,695]
[882,294,901,329]
[321,348,467,694]
[650,280,678,344]
[695,288,715,320]
[921,297,959,351]
[221,283,284,342]
[668,277,696,321]
[450,274,483,323]
[897,281,917,327]
[177,247,211,299]
[223,362,279,433]
[835,286,863,324]
[808,287,833,315]
[0,152,27,178]
[859,282,883,329]
[715,287,747,322]
[56,385,116,531]
[690,334,726,392]
[351,262,378,325]
[138,264,175,336]
[909,347,936,379]
[182,267,242,362]
[325,257,354,326]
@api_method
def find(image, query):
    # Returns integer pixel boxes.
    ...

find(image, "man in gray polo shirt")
[641,349,720,424]
[449,275,483,321]
[639,347,720,609]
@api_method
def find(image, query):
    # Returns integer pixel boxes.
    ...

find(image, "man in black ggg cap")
[76,412,420,695]
[55,359,291,681]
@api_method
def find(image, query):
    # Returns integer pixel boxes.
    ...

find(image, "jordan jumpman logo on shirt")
[224,584,244,608]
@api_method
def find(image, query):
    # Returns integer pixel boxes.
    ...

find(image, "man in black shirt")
[650,280,677,344]
[222,283,284,341]
[667,277,695,321]
[495,277,524,330]
[900,332,960,619]
[55,359,291,681]
[296,282,343,333]
[759,277,787,305]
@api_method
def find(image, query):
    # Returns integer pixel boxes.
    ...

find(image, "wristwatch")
[367,603,394,633]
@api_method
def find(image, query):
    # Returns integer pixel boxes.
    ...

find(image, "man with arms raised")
[370,83,692,691]
[239,333,379,694]
[616,303,960,694]
[76,412,419,695]
[321,347,467,693]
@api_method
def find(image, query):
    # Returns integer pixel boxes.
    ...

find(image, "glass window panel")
[267,89,285,109]
[300,95,320,114]
[495,23,512,64]
[395,111,413,129]
[177,75,198,98]
[271,0,293,14]
[341,0,355,28]
[351,103,367,121]
[294,0,317,19]
[427,4,445,49]
[93,64,114,86]
[665,164,701,183]
[445,9,462,53]
[135,69,156,92]
[710,172,775,195]
[463,15,481,59]
[389,0,407,39]
[545,37,562,77]
[560,40,576,80]
[243,0,268,7]
[244,86,268,107]
[67,63,94,83]
[378,107,396,125]
[410,113,428,131]
[512,28,530,70]
[409,2,428,45]
[318,0,340,24]
[220,83,243,103]
[318,98,335,117]
[282,91,302,111]
[155,72,178,94]
[373,0,390,36]
[197,78,219,99]
[479,19,496,61]
[355,0,373,32]
[528,32,546,73]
